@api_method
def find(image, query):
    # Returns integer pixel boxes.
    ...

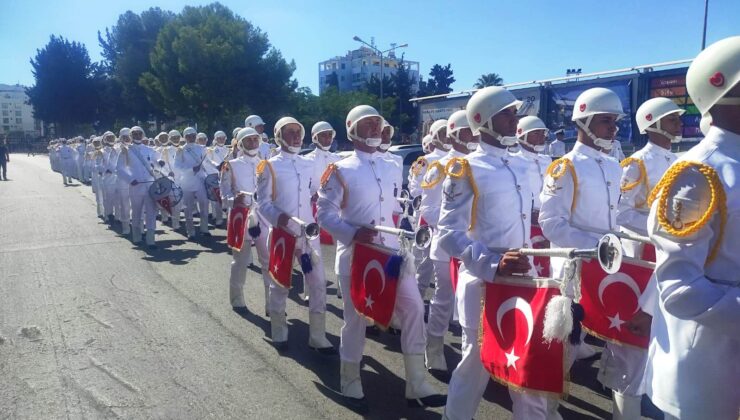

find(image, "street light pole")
[353,36,407,116]
[701,0,709,50]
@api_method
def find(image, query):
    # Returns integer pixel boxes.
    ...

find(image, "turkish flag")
[312,201,334,245]
[227,207,249,251]
[480,278,564,395]
[580,260,653,348]
[350,242,400,329]
[530,224,551,277]
[450,257,462,293]
[268,227,296,289]
[156,196,172,215]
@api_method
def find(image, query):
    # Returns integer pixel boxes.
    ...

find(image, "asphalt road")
[0,154,661,419]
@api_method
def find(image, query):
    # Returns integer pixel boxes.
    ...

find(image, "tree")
[27,35,99,137]
[428,63,455,95]
[389,56,418,136]
[474,73,504,88]
[140,2,296,133]
[98,8,175,124]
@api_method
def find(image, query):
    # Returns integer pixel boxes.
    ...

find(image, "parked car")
[388,144,424,189]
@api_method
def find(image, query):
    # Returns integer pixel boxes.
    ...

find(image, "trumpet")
[349,220,433,249]
[571,222,651,245]
[493,234,623,274]
[396,190,422,212]
[290,216,320,241]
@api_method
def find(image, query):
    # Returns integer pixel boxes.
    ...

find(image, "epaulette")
[545,158,578,212]
[320,163,338,188]
[648,161,727,264]
[421,161,446,189]
[319,163,348,209]
[256,160,277,200]
[442,157,479,231]
[410,156,428,177]
[619,157,648,192]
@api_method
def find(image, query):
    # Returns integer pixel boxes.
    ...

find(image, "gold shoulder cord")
[256,160,277,201]
[410,157,427,177]
[320,163,349,209]
[421,161,446,189]
[545,158,578,213]
[648,161,727,264]
[446,157,479,231]
[620,157,650,207]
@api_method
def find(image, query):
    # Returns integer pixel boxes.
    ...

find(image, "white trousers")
[102,176,116,217]
[337,270,426,364]
[229,229,270,308]
[414,246,435,296]
[92,173,104,216]
[129,183,157,233]
[182,187,209,235]
[115,182,131,225]
[427,259,454,338]
[598,342,647,396]
[211,200,223,224]
[269,237,326,314]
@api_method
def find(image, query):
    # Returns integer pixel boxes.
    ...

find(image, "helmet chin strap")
[576,116,614,151]
[479,125,518,146]
[519,133,545,152]
[645,120,682,143]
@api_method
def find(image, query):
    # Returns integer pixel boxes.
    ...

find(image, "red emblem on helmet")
[474,113,481,123]
[579,103,586,112]
[347,120,351,127]
[709,72,725,87]
[517,128,523,134]
[645,113,653,121]
[450,122,455,129]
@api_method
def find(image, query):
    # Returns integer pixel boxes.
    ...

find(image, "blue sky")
[1,0,738,95]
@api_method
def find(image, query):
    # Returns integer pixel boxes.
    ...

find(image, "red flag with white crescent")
[580,260,653,348]
[480,278,564,395]
[350,242,400,329]
[268,226,296,288]
[156,196,172,215]
[530,224,551,277]
[450,257,462,293]
[227,207,249,251]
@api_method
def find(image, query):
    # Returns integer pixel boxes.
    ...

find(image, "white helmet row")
[635,97,685,142]
[236,127,260,156]
[571,87,625,150]
[244,115,265,128]
[119,127,131,137]
[346,105,382,147]
[421,134,433,153]
[466,86,522,146]
[447,110,477,152]
[183,127,197,137]
[516,116,548,152]
[273,116,305,153]
[429,119,451,151]
[311,121,335,141]
[687,36,740,116]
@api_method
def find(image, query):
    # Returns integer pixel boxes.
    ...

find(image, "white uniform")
[116,143,160,245]
[220,154,271,311]
[75,143,86,180]
[258,140,275,160]
[205,145,229,225]
[510,146,552,211]
[92,149,105,216]
[305,147,342,197]
[58,144,75,183]
[609,140,626,161]
[160,145,182,228]
[101,146,117,218]
[548,139,566,158]
[113,145,132,233]
[643,127,740,420]
[437,141,541,420]
[175,142,210,237]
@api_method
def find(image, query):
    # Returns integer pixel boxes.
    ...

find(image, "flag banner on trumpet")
[480,278,564,395]
[155,196,172,216]
[350,242,400,329]
[450,257,462,293]
[269,226,297,288]
[311,201,334,245]
[227,207,249,251]
[530,224,551,277]
[580,260,653,348]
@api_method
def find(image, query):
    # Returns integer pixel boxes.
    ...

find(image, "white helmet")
[571,87,624,150]
[244,115,265,128]
[168,130,181,145]
[119,127,131,137]
[379,119,395,152]
[686,36,740,116]
[345,105,383,147]
[311,121,336,151]
[168,129,181,138]
[183,127,197,137]
[636,97,685,142]
[466,86,522,146]
[273,116,305,153]
[700,114,713,136]
[232,127,242,138]
[157,131,168,140]
[516,116,548,152]
[447,110,477,152]
[421,134,433,154]
[131,125,144,135]
[214,130,227,144]
[236,127,260,156]
[429,119,451,151]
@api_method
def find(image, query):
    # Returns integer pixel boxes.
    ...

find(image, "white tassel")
[399,237,416,281]
[542,295,573,344]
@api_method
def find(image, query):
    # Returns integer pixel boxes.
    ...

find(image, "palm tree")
[474,73,504,88]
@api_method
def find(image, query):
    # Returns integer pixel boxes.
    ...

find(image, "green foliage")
[428,63,455,95]
[474,73,504,88]
[26,35,99,137]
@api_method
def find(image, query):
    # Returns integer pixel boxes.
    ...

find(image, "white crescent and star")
[495,297,535,370]
[231,211,244,244]
[598,272,642,331]
[362,260,386,309]
[273,236,287,273]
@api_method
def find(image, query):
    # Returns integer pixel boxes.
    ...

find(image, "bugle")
[571,223,651,245]
[348,220,432,249]
[396,190,422,212]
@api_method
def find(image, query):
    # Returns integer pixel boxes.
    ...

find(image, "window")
[362,60,367,66]
[385,63,390,68]
[332,63,337,70]
[2,111,7,116]
[1,103,7,108]
[2,118,8,124]
[15,110,21,116]
[16,118,22,124]
[341,63,346,70]
[373,60,380,66]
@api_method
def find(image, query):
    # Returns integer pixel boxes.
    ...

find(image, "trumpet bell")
[414,225,432,249]
[398,189,410,201]
[597,233,623,274]
[304,222,321,241]
[411,195,422,212]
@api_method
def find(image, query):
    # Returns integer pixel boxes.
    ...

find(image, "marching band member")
[75,137,86,181]
[643,35,740,420]
[317,105,445,410]
[306,121,342,197]
[206,130,230,227]
[229,127,242,160]
[91,137,106,218]
[245,114,274,160]
[425,110,479,374]
[161,130,182,230]
[547,129,566,158]
[437,87,538,420]
[175,127,211,239]
[58,138,76,185]
[409,120,450,298]
[116,126,160,248]
[101,132,118,224]
[512,116,552,219]
[378,120,402,168]
[114,128,133,235]
[221,128,272,315]
[256,117,336,353]
[539,87,625,416]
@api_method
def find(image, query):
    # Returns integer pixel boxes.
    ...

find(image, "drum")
[148,177,183,214]
[204,173,221,203]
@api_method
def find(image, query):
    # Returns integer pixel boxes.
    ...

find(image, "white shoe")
[403,354,446,407]
[270,311,288,348]
[613,391,641,420]
[425,335,448,371]
[340,361,364,399]
[308,312,336,354]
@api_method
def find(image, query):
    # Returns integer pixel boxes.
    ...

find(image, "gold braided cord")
[421,161,446,189]
[319,164,348,209]
[619,157,648,192]
[410,156,427,177]
[447,158,479,231]
[256,160,277,201]
[545,158,578,213]
[647,161,727,264]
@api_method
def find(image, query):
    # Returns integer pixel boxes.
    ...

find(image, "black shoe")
[273,340,288,351]
[201,232,212,237]
[232,306,250,315]
[147,244,158,250]
[343,395,369,413]
[366,326,380,336]
[407,393,446,408]
[310,345,338,356]
[387,327,401,335]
